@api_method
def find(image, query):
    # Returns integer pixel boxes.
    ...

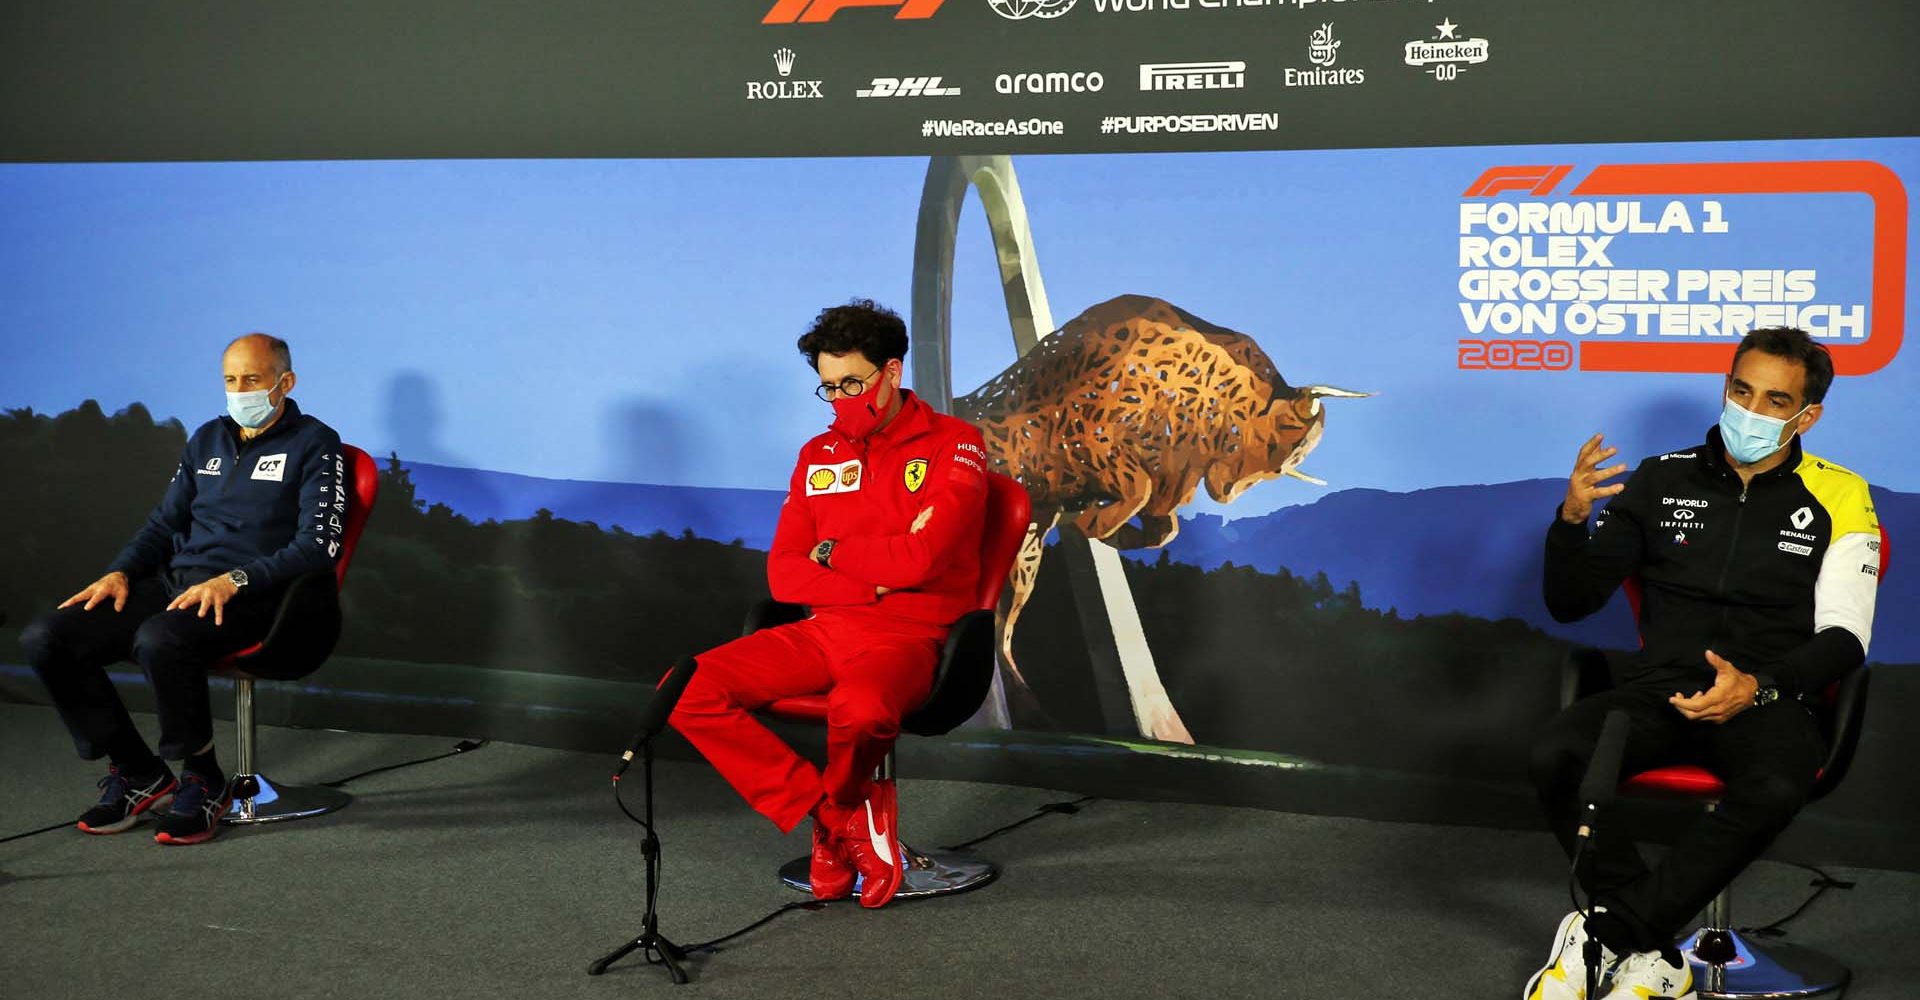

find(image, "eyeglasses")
[814,367,885,403]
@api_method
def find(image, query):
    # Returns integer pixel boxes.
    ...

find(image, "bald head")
[226,333,292,375]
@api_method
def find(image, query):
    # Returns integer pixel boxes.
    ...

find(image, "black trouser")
[19,573,284,762]
[1528,684,1826,951]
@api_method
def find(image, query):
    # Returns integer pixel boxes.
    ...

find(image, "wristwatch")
[1752,673,1780,707]
[227,569,249,590]
[816,540,837,567]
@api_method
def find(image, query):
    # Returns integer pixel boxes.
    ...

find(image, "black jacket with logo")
[1544,427,1880,697]
[108,398,347,592]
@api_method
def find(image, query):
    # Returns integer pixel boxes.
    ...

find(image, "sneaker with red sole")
[841,780,904,909]
[76,766,178,835]
[809,801,855,901]
[153,772,233,846]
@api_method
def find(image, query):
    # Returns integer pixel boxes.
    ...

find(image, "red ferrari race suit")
[669,389,989,831]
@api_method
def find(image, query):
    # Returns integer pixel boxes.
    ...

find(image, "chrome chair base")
[223,773,353,824]
[1682,927,1850,999]
[778,844,999,900]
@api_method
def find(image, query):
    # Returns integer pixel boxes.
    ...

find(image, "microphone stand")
[588,738,689,984]
[1576,828,1604,1000]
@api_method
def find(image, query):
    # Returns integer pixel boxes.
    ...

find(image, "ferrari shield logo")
[904,458,929,493]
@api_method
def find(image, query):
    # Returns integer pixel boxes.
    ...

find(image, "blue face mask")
[1718,394,1808,465]
[226,376,285,429]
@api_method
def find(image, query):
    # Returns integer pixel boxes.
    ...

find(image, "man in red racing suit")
[669,299,989,909]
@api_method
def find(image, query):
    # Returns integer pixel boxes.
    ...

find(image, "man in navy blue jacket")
[20,334,346,845]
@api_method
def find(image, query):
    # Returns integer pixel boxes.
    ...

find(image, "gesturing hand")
[166,575,241,626]
[1562,433,1629,525]
[1670,650,1760,724]
[59,571,130,613]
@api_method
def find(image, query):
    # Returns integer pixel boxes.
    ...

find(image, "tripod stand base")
[588,932,688,984]
[778,843,998,900]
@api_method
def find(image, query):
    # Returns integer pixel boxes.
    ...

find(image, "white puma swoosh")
[865,800,894,866]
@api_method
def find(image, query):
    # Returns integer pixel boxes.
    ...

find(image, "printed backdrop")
[0,3,1914,835]
[0,140,1912,776]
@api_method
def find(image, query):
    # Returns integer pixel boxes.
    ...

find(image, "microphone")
[616,656,699,778]
[1575,709,1631,841]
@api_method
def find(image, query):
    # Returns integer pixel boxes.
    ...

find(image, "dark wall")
[2,1,1917,162]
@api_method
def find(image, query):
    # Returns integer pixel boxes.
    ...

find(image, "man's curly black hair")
[796,298,908,370]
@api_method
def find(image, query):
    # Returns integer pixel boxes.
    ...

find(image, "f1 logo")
[764,0,945,23]
[1462,165,1573,197]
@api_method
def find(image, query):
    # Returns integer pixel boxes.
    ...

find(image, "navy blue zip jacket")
[107,398,347,591]
[1545,427,1879,697]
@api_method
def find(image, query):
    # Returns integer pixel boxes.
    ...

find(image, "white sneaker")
[1598,950,1695,999]
[1524,909,1620,1000]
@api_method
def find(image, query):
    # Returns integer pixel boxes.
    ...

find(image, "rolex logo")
[748,48,823,99]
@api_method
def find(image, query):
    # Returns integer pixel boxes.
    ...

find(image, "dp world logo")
[990,0,1077,20]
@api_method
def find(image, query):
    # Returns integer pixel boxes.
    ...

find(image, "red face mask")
[831,366,894,440]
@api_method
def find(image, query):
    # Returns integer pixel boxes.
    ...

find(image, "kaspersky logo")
[764,0,946,23]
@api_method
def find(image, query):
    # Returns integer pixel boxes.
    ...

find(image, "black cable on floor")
[941,795,1096,852]
[678,794,1097,956]
[0,737,489,846]
[683,900,841,954]
[320,738,489,788]
[1739,861,1856,938]
[0,821,71,845]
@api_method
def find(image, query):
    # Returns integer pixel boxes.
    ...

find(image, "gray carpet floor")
[2,703,1914,999]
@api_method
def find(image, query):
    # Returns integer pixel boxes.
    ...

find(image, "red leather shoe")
[841,780,904,909]
[809,801,855,901]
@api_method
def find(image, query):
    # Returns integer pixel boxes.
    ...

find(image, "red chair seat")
[219,643,266,669]
[765,695,830,723]
[1622,765,1726,799]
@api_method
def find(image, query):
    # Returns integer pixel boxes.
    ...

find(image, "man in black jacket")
[19,333,346,845]
[1523,327,1879,1000]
